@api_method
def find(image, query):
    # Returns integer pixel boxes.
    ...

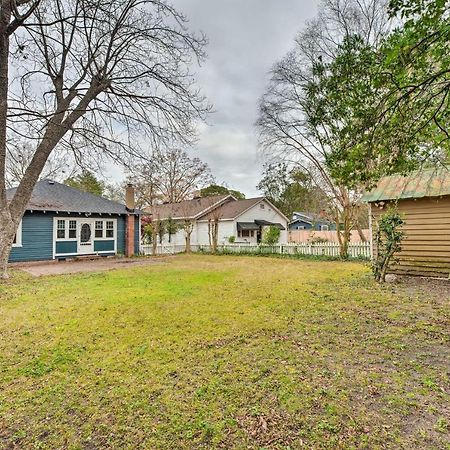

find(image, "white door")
[78,221,94,254]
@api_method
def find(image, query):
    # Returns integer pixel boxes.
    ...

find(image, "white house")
[145,194,288,246]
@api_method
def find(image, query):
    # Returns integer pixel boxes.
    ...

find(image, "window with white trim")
[95,221,104,238]
[12,220,22,247]
[106,220,114,238]
[320,225,329,231]
[68,220,77,239]
[57,219,66,239]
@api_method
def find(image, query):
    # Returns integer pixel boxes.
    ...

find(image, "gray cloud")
[109,1,319,196]
[174,0,320,196]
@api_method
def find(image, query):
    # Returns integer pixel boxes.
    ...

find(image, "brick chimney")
[125,184,135,257]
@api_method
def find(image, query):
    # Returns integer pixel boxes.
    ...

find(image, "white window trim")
[53,217,118,258]
[12,220,22,247]
[55,218,77,241]
[320,225,329,231]
[95,219,117,241]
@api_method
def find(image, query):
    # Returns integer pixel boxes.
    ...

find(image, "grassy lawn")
[0,255,449,449]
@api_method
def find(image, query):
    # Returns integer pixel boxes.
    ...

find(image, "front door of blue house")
[78,220,94,254]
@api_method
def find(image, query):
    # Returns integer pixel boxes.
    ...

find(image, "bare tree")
[183,219,194,253]
[6,140,77,187]
[203,197,224,253]
[177,199,196,253]
[0,0,209,276]
[129,148,213,208]
[257,0,389,257]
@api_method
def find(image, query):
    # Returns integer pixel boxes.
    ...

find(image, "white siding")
[154,199,288,246]
[237,200,288,243]
[195,220,235,245]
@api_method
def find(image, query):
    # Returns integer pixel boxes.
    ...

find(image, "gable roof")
[361,167,450,202]
[7,179,139,215]
[199,197,289,222]
[199,197,264,220]
[291,211,332,225]
[145,194,234,220]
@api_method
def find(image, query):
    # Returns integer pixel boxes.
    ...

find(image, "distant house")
[146,195,288,245]
[8,180,141,263]
[289,212,335,231]
[362,167,450,278]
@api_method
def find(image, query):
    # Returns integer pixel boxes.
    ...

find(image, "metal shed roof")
[361,167,450,202]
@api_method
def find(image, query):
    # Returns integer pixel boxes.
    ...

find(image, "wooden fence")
[289,229,371,243]
[140,242,372,259]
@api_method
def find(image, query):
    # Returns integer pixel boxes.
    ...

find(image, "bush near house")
[262,226,281,245]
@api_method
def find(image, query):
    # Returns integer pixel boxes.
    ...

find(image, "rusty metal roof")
[361,166,450,202]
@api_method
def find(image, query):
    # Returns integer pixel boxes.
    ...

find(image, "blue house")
[7,180,141,263]
[289,211,336,231]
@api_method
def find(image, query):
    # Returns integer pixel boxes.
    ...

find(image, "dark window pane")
[95,229,103,238]
[69,230,76,239]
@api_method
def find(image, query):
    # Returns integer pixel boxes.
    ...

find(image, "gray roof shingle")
[198,197,264,220]
[145,194,233,219]
[7,179,140,215]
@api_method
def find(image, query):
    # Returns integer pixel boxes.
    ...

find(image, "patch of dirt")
[392,276,450,302]
[11,256,170,277]
[235,408,301,448]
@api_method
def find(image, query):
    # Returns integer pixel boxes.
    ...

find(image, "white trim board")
[52,217,118,259]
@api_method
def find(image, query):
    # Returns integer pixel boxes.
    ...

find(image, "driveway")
[12,256,169,277]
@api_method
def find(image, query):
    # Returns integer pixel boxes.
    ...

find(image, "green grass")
[0,255,449,449]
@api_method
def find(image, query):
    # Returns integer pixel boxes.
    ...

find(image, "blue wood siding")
[117,216,125,254]
[289,219,336,231]
[94,240,115,252]
[289,220,313,231]
[56,241,77,255]
[9,213,53,262]
[9,212,141,262]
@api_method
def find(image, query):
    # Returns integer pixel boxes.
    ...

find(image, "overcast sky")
[111,1,320,197]
[175,0,320,197]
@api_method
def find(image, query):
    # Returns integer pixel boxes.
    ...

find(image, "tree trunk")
[0,209,18,279]
[356,222,367,242]
[185,232,191,253]
[0,4,13,277]
[337,204,352,259]
[212,220,219,253]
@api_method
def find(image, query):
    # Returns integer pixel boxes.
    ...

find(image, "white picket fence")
[140,241,372,259]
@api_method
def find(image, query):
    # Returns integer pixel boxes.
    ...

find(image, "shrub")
[372,207,405,282]
[262,226,281,245]
[228,235,236,243]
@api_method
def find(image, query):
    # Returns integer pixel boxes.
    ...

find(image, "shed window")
[241,230,250,237]
[57,220,66,239]
[320,225,329,231]
[95,221,103,238]
[68,220,77,239]
[106,220,114,238]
